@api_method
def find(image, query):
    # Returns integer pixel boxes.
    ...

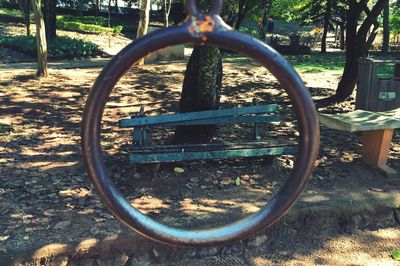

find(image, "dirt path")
[0,60,399,265]
[150,227,400,266]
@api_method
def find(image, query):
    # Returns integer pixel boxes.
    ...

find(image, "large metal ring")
[186,0,223,16]
[82,19,320,247]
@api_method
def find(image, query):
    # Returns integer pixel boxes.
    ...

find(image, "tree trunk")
[114,0,119,19]
[95,0,100,16]
[321,0,332,53]
[339,23,345,50]
[32,0,48,77]
[395,61,400,78]
[173,46,223,144]
[17,0,31,36]
[163,0,172,27]
[258,0,273,42]
[382,0,389,53]
[323,0,388,105]
[235,0,247,30]
[136,0,150,65]
[44,0,56,40]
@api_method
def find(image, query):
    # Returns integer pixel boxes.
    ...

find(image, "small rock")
[249,179,257,185]
[90,227,100,236]
[189,177,199,183]
[133,173,141,179]
[220,180,230,186]
[78,197,86,206]
[54,220,72,230]
[24,228,33,233]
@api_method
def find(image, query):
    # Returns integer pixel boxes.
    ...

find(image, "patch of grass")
[57,15,123,35]
[0,35,102,58]
[224,52,400,80]
[0,8,23,18]
[57,15,109,26]
[0,7,30,23]
[223,52,346,73]
[286,53,346,73]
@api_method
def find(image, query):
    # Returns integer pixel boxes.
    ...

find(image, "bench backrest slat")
[120,104,279,127]
[157,114,281,126]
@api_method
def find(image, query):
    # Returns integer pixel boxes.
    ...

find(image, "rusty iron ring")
[186,0,223,16]
[81,15,320,247]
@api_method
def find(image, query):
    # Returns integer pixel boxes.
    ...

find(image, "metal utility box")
[356,58,400,112]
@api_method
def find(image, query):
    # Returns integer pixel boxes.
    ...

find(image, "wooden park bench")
[119,103,298,164]
[318,108,400,178]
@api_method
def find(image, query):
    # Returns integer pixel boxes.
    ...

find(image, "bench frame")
[318,108,399,178]
[119,102,298,164]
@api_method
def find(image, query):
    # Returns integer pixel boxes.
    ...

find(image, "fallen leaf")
[174,167,184,174]
[392,249,400,261]
[235,177,241,186]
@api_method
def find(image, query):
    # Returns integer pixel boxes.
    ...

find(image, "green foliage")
[57,15,122,34]
[0,35,102,58]
[392,249,400,261]
[0,7,32,23]
[239,26,259,38]
[57,15,109,26]
[390,5,400,34]
[270,0,308,22]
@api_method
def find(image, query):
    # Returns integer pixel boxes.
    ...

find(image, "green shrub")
[0,35,102,58]
[0,8,23,18]
[56,15,123,35]
[57,15,109,26]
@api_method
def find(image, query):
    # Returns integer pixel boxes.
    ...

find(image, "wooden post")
[362,129,396,177]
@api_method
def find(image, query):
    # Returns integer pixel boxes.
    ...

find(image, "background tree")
[17,0,31,36]
[136,0,151,65]
[43,0,56,40]
[163,0,172,27]
[32,0,48,77]
[299,0,347,53]
[381,0,389,53]
[320,0,389,105]
[173,46,223,144]
[258,0,273,42]
[173,0,223,144]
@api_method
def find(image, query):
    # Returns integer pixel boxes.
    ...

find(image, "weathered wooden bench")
[318,108,400,177]
[119,103,298,164]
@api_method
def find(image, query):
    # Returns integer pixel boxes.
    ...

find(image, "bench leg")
[362,129,397,178]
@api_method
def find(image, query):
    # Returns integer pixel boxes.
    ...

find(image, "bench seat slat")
[318,108,400,132]
[149,114,281,126]
[127,139,298,163]
[120,104,279,127]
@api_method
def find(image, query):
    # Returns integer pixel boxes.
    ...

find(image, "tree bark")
[324,0,388,104]
[259,0,273,42]
[173,46,223,144]
[32,0,48,77]
[339,23,345,50]
[163,0,172,27]
[382,0,389,53]
[114,0,119,19]
[44,0,56,40]
[321,0,332,53]
[17,0,31,36]
[235,0,248,30]
[136,0,150,65]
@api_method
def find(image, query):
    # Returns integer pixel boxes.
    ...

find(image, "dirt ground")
[0,56,399,264]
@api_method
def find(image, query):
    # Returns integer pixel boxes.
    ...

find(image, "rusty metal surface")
[81,0,320,247]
